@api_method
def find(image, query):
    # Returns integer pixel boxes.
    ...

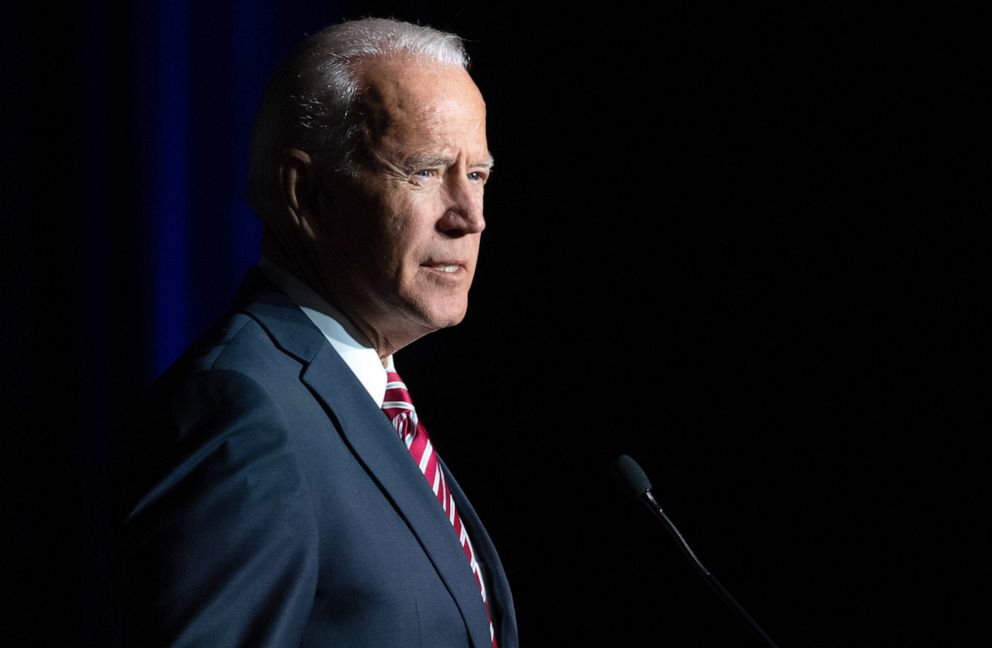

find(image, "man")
[116,18,517,647]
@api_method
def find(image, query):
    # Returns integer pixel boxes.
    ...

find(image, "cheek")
[385,200,435,263]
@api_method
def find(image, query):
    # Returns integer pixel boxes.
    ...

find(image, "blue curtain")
[138,0,336,378]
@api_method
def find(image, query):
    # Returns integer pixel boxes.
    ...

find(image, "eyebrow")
[401,153,495,172]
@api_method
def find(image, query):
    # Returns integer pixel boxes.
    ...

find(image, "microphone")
[611,455,779,648]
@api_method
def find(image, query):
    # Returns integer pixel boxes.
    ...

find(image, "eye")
[414,169,436,178]
[468,170,490,184]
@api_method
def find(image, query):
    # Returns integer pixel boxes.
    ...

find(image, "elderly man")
[116,18,517,647]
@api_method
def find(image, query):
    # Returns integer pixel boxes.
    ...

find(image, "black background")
[3,2,987,646]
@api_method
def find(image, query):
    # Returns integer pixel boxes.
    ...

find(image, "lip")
[421,259,468,269]
[421,259,469,278]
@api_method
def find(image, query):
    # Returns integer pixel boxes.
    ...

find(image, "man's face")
[312,55,491,351]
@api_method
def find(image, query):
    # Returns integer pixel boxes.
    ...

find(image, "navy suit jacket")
[116,269,517,647]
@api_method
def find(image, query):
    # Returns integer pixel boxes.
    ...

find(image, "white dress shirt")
[258,257,394,407]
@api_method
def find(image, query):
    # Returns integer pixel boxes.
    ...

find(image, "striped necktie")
[382,370,497,648]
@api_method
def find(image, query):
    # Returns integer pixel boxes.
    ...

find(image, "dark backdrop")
[3,2,987,646]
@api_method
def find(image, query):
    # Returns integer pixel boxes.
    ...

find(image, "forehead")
[356,54,487,149]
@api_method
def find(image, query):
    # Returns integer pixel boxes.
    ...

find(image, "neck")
[261,230,424,362]
[261,230,323,300]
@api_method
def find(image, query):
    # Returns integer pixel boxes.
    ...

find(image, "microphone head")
[611,454,653,500]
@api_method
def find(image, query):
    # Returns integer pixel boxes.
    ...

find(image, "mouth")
[422,260,467,274]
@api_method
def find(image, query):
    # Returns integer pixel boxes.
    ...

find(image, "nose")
[438,173,486,237]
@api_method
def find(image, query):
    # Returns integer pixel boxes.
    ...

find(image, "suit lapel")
[303,347,493,647]
[237,270,493,648]
[442,460,518,648]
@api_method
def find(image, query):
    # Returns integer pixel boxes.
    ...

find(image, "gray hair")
[246,17,470,223]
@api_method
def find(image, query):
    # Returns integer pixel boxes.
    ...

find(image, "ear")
[279,148,326,240]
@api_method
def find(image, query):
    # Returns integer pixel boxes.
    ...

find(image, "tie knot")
[383,371,414,409]
[382,370,418,445]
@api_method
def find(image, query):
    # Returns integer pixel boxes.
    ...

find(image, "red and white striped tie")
[382,370,497,648]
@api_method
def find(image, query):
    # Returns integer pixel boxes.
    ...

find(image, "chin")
[424,301,469,330]
[430,311,467,330]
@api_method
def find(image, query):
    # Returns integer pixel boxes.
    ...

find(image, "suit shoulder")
[194,311,289,371]
[134,310,304,457]
[155,311,300,389]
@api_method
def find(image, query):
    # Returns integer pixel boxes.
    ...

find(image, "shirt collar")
[258,257,393,407]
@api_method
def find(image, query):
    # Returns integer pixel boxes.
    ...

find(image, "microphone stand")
[638,490,780,648]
